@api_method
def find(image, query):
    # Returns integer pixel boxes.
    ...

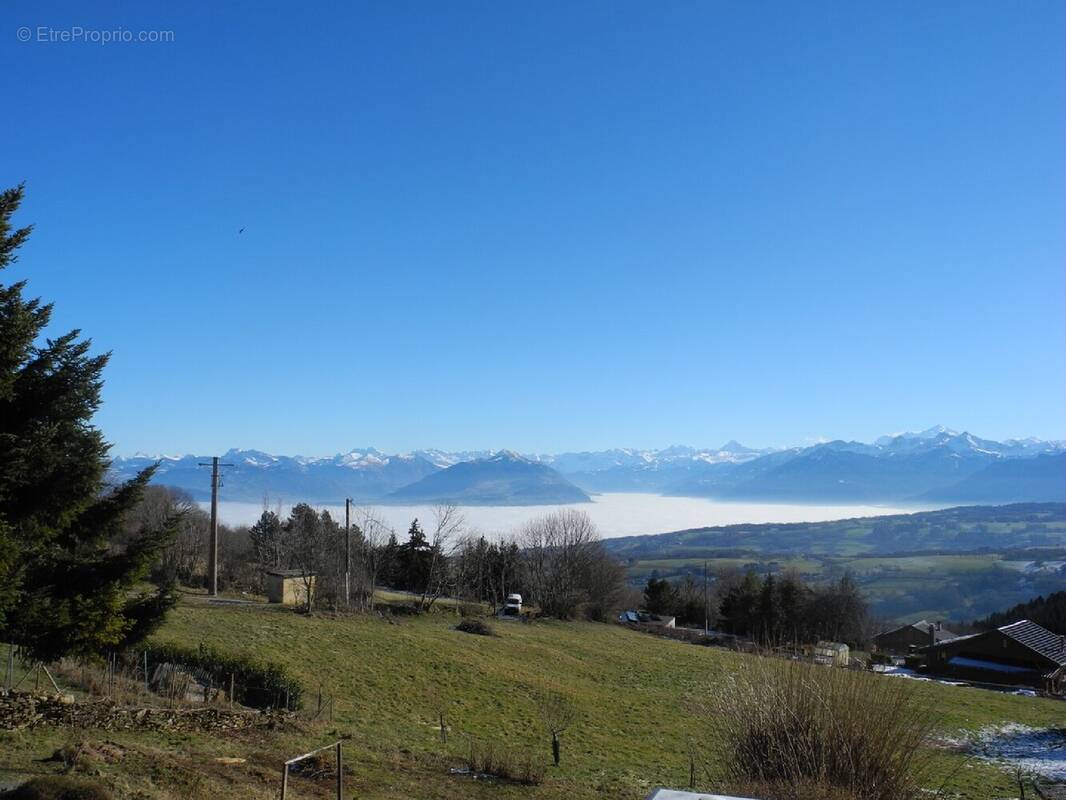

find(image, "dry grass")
[463,738,544,785]
[705,658,936,800]
[0,776,114,800]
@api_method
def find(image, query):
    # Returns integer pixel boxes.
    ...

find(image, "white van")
[503,593,522,616]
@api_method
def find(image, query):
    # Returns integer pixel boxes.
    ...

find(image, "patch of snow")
[946,724,1066,781]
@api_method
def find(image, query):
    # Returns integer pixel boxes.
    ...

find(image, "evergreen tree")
[0,185,177,661]
[755,573,781,644]
[380,531,400,587]
[718,570,762,636]
[397,518,430,591]
[249,509,285,568]
[643,576,678,615]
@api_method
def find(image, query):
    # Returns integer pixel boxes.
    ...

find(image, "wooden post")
[5,644,12,691]
[143,651,149,693]
[280,764,289,800]
[440,711,447,743]
[229,673,235,706]
[42,665,61,694]
[335,742,343,800]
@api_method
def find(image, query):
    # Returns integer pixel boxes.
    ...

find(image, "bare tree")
[124,486,208,585]
[418,504,464,612]
[536,689,576,766]
[355,506,389,610]
[522,509,600,619]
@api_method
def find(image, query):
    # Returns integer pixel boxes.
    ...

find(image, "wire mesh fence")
[2,641,329,717]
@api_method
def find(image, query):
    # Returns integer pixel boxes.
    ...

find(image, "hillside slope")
[3,598,1062,799]
[603,503,1066,559]
[925,452,1066,503]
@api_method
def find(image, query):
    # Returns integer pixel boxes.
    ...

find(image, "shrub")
[141,641,302,710]
[705,657,935,800]
[464,739,543,785]
[455,618,496,636]
[3,776,113,800]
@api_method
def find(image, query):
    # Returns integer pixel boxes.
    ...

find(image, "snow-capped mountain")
[389,451,590,506]
[108,428,1066,505]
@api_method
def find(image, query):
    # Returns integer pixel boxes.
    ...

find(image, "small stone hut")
[264,569,314,606]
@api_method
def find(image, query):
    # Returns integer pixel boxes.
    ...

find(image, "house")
[813,641,849,667]
[874,620,956,654]
[264,569,314,606]
[619,610,676,629]
[919,619,1066,692]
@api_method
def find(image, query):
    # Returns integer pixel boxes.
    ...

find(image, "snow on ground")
[941,724,1066,781]
[870,664,969,686]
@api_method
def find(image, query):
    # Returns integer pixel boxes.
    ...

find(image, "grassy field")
[3,596,1065,799]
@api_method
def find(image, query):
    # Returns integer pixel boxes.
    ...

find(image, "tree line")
[134,485,628,622]
[643,569,871,646]
[975,588,1066,635]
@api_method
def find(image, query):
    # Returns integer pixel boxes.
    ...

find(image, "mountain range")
[109,426,1066,506]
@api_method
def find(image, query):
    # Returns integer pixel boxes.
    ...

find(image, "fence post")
[280,764,289,800]
[335,742,343,800]
[229,673,235,707]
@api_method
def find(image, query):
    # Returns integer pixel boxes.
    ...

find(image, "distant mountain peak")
[917,424,958,439]
[719,440,756,454]
[876,425,959,447]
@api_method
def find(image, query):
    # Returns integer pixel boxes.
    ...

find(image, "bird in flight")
[238,227,245,234]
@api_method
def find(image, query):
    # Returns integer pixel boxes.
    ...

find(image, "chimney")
[928,623,936,647]
[936,621,942,632]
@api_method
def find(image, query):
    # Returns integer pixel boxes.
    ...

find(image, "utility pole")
[344,498,352,608]
[703,560,709,635]
[198,456,234,596]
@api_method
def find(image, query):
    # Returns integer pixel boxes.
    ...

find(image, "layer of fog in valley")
[208,492,943,539]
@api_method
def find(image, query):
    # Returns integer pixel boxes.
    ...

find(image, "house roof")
[265,569,313,578]
[927,619,1066,667]
[876,619,956,642]
[999,620,1066,666]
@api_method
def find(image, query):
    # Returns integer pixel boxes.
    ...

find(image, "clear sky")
[4,1,1064,456]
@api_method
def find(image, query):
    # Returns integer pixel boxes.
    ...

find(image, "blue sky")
[4,1,1064,456]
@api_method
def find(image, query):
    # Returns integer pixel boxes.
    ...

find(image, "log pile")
[0,691,293,733]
